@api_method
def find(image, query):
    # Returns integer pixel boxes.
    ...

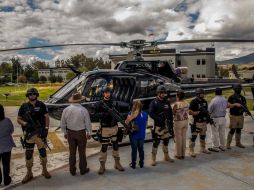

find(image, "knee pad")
[190,135,197,142]
[200,135,206,140]
[236,128,241,134]
[25,150,34,160]
[229,129,236,135]
[112,142,119,151]
[163,138,169,146]
[101,144,108,152]
[153,139,160,148]
[39,148,47,158]
[25,142,35,149]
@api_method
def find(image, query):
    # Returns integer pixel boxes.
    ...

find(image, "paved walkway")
[7,115,254,190]
[2,107,254,190]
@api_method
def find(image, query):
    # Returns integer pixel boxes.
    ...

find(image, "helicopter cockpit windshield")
[49,74,86,102]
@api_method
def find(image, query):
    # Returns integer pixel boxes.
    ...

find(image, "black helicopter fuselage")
[45,60,181,121]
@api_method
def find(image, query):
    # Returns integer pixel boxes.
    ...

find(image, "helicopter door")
[111,77,136,114]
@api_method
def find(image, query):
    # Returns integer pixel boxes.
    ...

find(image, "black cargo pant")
[0,151,11,185]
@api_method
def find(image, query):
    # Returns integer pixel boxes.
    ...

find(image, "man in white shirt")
[208,88,228,152]
[61,92,92,176]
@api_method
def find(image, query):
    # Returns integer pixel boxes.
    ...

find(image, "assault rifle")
[101,101,131,133]
[20,111,51,151]
[199,107,217,128]
[158,112,175,141]
[241,104,254,120]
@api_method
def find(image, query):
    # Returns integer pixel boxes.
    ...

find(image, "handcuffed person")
[125,100,148,169]
[208,88,228,152]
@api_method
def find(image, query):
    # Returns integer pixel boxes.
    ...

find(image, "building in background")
[229,67,254,80]
[37,67,72,82]
[109,48,216,79]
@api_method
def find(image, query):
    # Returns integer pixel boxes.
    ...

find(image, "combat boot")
[226,133,233,149]
[41,158,51,179]
[114,157,125,171]
[200,140,211,154]
[235,133,245,148]
[151,147,157,166]
[162,145,174,162]
[22,159,33,184]
[22,167,33,184]
[98,161,106,175]
[189,141,196,157]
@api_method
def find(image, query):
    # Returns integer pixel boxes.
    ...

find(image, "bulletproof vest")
[193,98,208,122]
[229,94,246,116]
[23,101,45,130]
[99,99,118,127]
[150,98,173,127]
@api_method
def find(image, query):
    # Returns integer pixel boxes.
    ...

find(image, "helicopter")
[1,39,254,123]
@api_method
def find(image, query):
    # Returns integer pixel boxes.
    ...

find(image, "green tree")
[31,72,39,83]
[49,75,57,83]
[11,57,22,82]
[33,61,48,69]
[24,65,34,82]
[66,72,75,80]
[18,75,27,83]
[56,75,63,83]
[39,75,47,82]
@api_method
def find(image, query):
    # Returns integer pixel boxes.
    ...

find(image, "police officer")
[149,85,174,166]
[227,84,246,149]
[95,87,124,175]
[189,88,211,157]
[17,88,51,184]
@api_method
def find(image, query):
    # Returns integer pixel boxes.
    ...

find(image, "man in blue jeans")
[126,101,148,169]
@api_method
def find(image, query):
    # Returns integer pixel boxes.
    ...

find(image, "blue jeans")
[129,136,144,166]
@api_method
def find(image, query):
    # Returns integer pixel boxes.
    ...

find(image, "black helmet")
[156,85,167,94]
[102,86,112,93]
[195,88,204,95]
[26,88,39,97]
[232,84,242,91]
[215,87,222,95]
[176,89,185,99]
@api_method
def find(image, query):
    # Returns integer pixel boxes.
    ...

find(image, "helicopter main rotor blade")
[0,42,122,52]
[156,39,254,45]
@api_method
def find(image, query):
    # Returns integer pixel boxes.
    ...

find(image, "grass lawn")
[0,84,253,111]
[0,83,62,106]
[186,87,254,111]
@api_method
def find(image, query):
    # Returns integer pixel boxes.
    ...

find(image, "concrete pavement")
[8,115,254,190]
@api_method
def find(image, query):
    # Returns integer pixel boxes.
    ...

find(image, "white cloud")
[0,0,254,63]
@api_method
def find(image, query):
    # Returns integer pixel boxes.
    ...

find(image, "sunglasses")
[28,93,37,96]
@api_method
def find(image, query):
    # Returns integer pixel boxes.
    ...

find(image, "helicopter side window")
[137,78,157,98]
[83,78,113,102]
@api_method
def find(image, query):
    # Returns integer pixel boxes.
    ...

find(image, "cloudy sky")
[0,0,254,64]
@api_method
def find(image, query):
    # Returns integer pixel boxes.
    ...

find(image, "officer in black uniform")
[95,87,124,175]
[17,88,51,184]
[227,84,247,149]
[149,85,174,166]
[189,88,211,157]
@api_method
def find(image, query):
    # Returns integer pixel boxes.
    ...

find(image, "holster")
[117,128,124,142]
[96,129,102,142]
